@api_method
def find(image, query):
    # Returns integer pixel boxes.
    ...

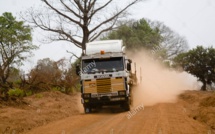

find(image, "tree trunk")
[82,28,89,54]
[201,80,207,91]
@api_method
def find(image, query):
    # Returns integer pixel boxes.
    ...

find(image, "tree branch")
[31,14,82,48]
[42,0,83,27]
[60,0,83,19]
[89,0,140,34]
[88,0,112,19]
[89,16,118,41]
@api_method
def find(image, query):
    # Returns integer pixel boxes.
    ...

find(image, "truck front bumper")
[81,92,128,105]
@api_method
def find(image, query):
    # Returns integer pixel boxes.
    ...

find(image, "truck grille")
[83,77,124,93]
[96,78,111,93]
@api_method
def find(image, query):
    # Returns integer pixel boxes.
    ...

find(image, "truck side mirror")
[128,59,132,63]
[76,65,80,75]
[127,63,131,71]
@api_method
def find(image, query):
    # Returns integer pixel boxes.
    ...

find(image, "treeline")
[102,19,215,90]
[0,12,80,100]
[174,46,215,90]
[0,57,80,99]
[23,0,214,92]
[1,10,215,100]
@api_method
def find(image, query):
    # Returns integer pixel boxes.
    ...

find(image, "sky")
[132,0,215,47]
[0,0,215,71]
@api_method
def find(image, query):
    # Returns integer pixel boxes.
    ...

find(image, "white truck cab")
[76,40,136,113]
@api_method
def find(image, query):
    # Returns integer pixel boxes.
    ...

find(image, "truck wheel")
[84,105,92,113]
[123,101,130,111]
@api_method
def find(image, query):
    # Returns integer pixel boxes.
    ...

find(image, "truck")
[76,40,137,113]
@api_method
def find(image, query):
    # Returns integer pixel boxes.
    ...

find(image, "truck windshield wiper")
[105,69,120,73]
[105,70,114,73]
[87,71,96,74]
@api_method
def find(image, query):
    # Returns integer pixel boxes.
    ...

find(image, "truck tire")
[123,101,130,111]
[84,105,92,113]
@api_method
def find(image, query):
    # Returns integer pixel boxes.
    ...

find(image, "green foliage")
[102,18,188,61]
[0,12,38,96]
[8,67,21,83]
[174,46,215,90]
[25,90,33,96]
[7,88,25,98]
[52,87,61,92]
[103,19,161,51]
[162,60,171,68]
[0,12,32,44]
[0,13,37,61]
[73,83,81,92]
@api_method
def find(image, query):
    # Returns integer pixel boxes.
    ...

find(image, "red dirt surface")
[0,91,215,134]
[0,91,80,134]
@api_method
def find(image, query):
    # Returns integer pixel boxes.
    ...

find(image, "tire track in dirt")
[25,103,210,134]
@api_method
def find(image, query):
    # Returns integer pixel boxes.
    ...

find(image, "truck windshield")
[82,57,124,73]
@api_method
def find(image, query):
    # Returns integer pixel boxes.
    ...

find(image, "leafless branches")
[150,21,189,59]
[23,0,142,52]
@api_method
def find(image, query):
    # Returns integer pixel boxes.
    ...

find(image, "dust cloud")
[129,51,201,107]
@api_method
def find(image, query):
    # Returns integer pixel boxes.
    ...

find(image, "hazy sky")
[0,0,215,70]
[132,0,215,47]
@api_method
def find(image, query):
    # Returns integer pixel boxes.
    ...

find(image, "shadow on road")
[89,105,127,114]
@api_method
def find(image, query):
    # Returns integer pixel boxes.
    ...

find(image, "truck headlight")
[83,93,91,98]
[118,91,126,96]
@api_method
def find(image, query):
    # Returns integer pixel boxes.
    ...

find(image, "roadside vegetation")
[174,46,215,90]
[0,0,214,102]
[0,12,80,100]
[0,1,215,133]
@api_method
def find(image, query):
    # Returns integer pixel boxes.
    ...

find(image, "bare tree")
[149,21,189,59]
[23,0,142,53]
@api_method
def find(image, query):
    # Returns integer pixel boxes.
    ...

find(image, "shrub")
[52,87,61,92]
[25,90,33,96]
[35,93,43,98]
[8,88,25,98]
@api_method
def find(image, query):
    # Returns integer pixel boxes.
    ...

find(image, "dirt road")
[1,91,215,134]
[26,103,210,134]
